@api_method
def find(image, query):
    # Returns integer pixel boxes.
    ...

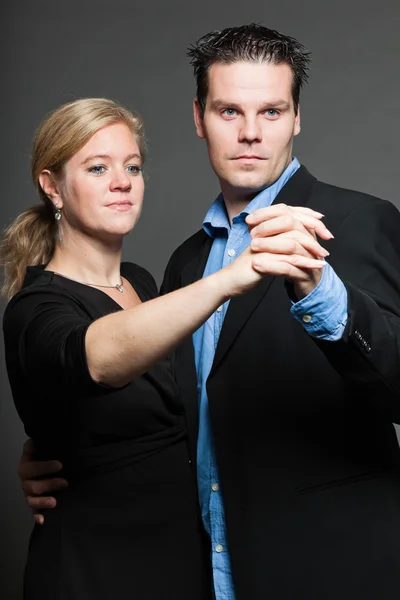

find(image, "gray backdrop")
[1,0,399,597]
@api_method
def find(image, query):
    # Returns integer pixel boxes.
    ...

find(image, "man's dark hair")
[188,23,311,116]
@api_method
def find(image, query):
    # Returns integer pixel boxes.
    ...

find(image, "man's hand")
[18,439,68,525]
[246,204,333,298]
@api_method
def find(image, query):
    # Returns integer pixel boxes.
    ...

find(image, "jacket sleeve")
[313,198,400,419]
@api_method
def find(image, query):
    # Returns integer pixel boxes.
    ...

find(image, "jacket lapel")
[181,234,213,288]
[211,166,317,374]
[175,233,212,464]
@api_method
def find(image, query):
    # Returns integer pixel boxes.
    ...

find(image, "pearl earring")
[54,202,62,221]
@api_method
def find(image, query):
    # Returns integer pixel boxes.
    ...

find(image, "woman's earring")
[54,202,62,221]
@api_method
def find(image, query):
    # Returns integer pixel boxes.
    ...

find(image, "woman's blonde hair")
[0,98,146,300]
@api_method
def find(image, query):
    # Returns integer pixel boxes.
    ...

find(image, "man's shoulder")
[168,229,209,267]
[309,176,397,226]
[160,229,209,294]
[313,178,385,205]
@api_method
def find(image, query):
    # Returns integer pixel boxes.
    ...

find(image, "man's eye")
[88,165,106,175]
[222,108,237,117]
[266,109,279,117]
[126,165,142,175]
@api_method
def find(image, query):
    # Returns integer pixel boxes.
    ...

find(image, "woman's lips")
[106,201,133,211]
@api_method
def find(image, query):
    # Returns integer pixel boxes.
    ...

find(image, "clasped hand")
[246,203,333,299]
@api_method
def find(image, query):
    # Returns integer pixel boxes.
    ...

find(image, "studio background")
[1,0,399,597]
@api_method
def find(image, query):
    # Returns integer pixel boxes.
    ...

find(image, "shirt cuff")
[290,263,348,341]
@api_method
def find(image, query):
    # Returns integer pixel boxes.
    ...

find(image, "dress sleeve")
[3,288,107,396]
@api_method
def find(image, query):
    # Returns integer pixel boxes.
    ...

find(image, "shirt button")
[302,314,312,323]
[216,305,223,312]
[211,483,219,492]
[215,544,224,553]
[227,248,236,257]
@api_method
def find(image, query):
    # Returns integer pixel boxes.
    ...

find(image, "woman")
[1,98,326,599]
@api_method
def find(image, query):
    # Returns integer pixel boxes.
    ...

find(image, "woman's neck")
[46,230,124,286]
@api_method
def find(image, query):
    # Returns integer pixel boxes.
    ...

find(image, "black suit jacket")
[161,166,400,599]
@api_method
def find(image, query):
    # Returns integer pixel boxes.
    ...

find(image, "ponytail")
[0,202,57,300]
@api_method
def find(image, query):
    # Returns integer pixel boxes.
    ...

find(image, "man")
[19,24,400,599]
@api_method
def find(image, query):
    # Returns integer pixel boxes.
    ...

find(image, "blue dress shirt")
[192,158,348,599]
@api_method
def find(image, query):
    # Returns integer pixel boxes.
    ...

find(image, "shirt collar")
[203,157,301,238]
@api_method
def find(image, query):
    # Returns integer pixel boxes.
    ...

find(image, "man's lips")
[231,154,267,162]
[232,155,267,160]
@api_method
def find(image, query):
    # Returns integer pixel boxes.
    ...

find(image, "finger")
[251,252,326,274]
[246,204,324,226]
[278,230,329,256]
[251,232,329,258]
[250,214,304,239]
[246,205,334,240]
[290,213,334,240]
[22,477,68,496]
[251,256,323,280]
[21,438,37,459]
[33,514,44,526]
[289,206,325,218]
[18,459,63,481]
[252,260,306,280]
[28,495,57,510]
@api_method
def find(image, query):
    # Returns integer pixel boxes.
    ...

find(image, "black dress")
[3,263,211,600]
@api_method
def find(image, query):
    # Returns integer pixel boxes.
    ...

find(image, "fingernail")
[251,240,260,250]
[246,213,255,222]
[314,212,325,217]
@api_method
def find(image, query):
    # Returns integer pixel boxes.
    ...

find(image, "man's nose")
[238,116,262,144]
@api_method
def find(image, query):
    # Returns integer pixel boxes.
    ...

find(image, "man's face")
[194,61,301,198]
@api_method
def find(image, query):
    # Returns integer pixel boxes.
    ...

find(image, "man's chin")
[227,177,271,194]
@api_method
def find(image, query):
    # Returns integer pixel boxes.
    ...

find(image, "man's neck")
[220,186,260,225]
[219,158,296,224]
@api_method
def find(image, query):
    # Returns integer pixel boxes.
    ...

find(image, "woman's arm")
[86,247,261,386]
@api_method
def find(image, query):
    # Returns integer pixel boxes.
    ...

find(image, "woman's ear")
[38,170,63,209]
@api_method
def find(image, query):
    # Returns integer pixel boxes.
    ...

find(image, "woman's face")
[57,121,144,242]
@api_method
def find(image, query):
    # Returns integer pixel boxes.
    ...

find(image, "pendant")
[115,283,124,293]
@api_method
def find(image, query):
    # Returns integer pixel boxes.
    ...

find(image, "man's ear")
[38,170,63,209]
[193,98,206,139]
[294,104,301,137]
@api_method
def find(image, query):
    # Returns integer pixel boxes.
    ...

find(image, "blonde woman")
[0,98,261,599]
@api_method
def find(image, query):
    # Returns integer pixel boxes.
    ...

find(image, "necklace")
[52,271,124,293]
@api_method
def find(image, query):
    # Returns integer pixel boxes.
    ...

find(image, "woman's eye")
[126,165,142,175]
[88,165,106,175]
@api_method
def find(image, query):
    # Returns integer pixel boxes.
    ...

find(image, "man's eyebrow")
[209,100,243,111]
[208,99,291,111]
[80,153,141,166]
[262,100,291,110]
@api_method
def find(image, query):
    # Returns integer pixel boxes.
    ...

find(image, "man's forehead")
[207,61,293,99]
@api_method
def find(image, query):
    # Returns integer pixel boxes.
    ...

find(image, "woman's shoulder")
[3,267,88,331]
[121,262,159,299]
